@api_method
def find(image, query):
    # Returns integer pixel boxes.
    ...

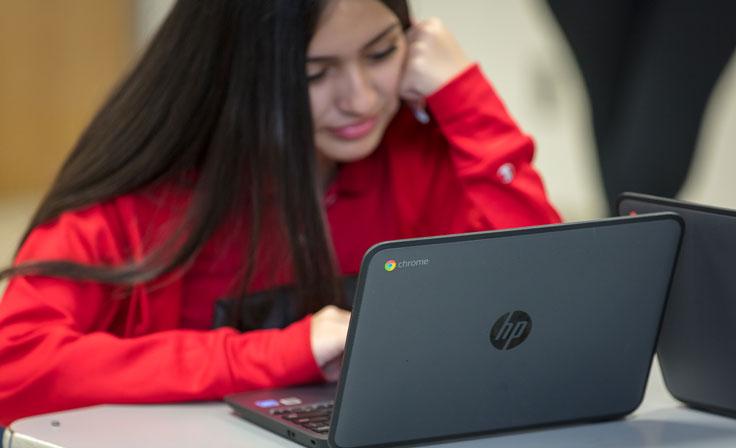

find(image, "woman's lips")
[329,117,378,140]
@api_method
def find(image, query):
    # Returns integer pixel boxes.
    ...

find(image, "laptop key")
[304,419,330,427]
[293,410,331,419]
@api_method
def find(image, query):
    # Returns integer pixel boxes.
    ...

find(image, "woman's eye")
[367,45,397,62]
[307,67,328,83]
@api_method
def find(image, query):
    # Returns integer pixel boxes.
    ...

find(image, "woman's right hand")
[310,305,351,382]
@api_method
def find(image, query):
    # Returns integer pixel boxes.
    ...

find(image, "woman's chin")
[317,132,383,163]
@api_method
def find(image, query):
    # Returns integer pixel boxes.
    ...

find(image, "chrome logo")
[384,259,397,272]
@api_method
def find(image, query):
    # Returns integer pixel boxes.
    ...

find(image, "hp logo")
[490,311,532,350]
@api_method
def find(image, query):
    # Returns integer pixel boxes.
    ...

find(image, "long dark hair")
[0,0,411,319]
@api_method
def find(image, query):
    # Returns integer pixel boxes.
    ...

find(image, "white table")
[5,359,736,448]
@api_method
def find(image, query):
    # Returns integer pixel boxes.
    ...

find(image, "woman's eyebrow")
[361,22,401,49]
[307,22,400,63]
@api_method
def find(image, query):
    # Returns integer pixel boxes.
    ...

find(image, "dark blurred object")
[213,276,357,331]
[546,0,736,213]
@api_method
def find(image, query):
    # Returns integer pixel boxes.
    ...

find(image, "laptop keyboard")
[272,401,335,434]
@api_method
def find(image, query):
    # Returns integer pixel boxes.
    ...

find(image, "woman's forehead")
[308,0,399,57]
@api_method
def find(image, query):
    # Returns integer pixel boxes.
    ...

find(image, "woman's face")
[307,0,407,165]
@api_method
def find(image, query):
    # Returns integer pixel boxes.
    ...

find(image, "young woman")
[0,0,560,425]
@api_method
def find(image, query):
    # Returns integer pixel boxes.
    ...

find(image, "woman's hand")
[399,18,473,104]
[310,305,351,382]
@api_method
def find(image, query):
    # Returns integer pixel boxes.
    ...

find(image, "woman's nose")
[336,65,378,116]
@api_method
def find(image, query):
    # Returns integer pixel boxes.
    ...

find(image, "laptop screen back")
[619,194,736,417]
[331,215,682,447]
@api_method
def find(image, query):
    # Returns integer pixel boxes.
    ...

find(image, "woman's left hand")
[399,18,473,104]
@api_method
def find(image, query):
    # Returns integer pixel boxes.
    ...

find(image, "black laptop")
[618,192,736,418]
[226,214,683,447]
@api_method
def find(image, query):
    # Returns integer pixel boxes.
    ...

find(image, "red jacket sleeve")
[406,64,561,234]
[0,203,322,426]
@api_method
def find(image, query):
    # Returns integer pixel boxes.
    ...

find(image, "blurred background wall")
[0,0,135,194]
[1,0,735,275]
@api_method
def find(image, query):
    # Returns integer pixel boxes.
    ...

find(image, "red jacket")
[0,65,560,425]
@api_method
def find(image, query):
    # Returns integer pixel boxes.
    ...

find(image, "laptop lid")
[618,192,736,418]
[329,213,682,448]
